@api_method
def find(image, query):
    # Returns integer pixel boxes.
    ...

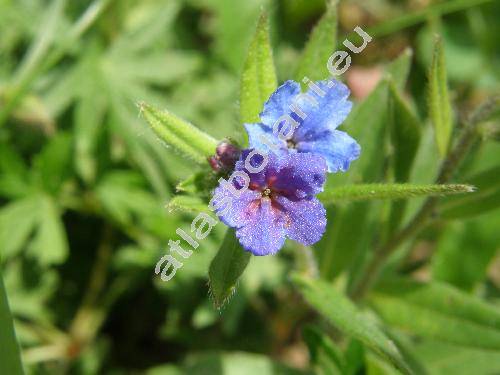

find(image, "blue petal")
[297,130,360,173]
[276,196,326,245]
[212,185,261,228]
[244,123,285,154]
[294,79,352,141]
[236,198,286,255]
[260,80,301,128]
[270,152,327,198]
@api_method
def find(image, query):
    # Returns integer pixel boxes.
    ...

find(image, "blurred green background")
[0,0,499,374]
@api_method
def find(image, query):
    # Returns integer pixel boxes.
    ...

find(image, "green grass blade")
[319,183,474,204]
[239,12,277,125]
[0,267,24,374]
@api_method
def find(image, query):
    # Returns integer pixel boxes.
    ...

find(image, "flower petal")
[236,198,286,255]
[212,185,261,228]
[260,80,301,128]
[297,130,360,172]
[271,152,327,199]
[294,79,352,141]
[276,196,326,245]
[244,123,285,154]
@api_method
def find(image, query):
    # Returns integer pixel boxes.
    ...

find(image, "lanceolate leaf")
[388,83,421,183]
[292,275,412,374]
[167,195,208,214]
[295,0,337,81]
[440,166,500,218]
[386,48,413,92]
[303,325,344,374]
[371,278,500,350]
[240,12,277,125]
[208,230,251,309]
[319,183,473,204]
[428,36,453,157]
[0,268,24,375]
[387,81,421,232]
[140,103,218,165]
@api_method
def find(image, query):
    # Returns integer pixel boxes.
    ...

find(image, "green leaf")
[295,0,337,81]
[388,83,421,182]
[140,102,218,165]
[0,268,24,375]
[74,48,107,184]
[167,195,208,214]
[176,171,217,196]
[0,197,39,259]
[428,35,453,157]
[319,183,473,204]
[371,278,500,350]
[292,275,411,374]
[440,166,500,218]
[414,340,500,375]
[303,325,344,375]
[386,82,421,232]
[386,48,413,92]
[317,81,389,279]
[29,195,68,265]
[240,12,277,125]
[208,230,251,309]
[432,216,499,290]
[33,132,73,195]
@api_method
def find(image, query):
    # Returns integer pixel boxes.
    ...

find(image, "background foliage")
[0,0,499,374]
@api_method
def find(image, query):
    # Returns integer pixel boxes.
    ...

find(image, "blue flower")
[244,79,360,173]
[212,150,327,255]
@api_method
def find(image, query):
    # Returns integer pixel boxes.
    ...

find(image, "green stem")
[348,96,499,301]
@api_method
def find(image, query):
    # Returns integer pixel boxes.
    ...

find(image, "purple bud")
[208,156,222,172]
[209,141,240,172]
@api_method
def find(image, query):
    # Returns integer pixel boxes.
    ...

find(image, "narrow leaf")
[176,171,218,197]
[320,183,473,204]
[387,81,421,232]
[208,230,251,309]
[140,103,218,165]
[303,325,344,374]
[167,195,208,214]
[386,48,413,92]
[29,195,69,265]
[388,83,421,182]
[240,12,277,124]
[440,166,500,218]
[0,268,24,375]
[292,275,411,374]
[295,0,337,81]
[428,36,453,156]
[372,279,500,350]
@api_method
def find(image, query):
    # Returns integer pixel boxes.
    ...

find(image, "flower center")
[262,188,272,197]
[286,138,297,149]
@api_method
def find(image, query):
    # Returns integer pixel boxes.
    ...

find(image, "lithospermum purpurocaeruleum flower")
[245,79,360,173]
[211,79,360,255]
[211,151,328,255]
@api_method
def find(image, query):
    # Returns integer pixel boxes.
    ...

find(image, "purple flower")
[244,79,360,173]
[211,150,327,255]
